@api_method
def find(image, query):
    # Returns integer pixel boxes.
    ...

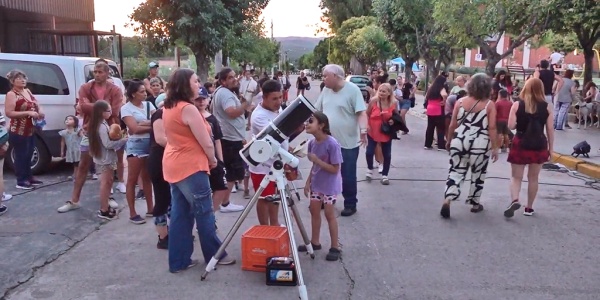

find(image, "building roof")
[0,0,95,22]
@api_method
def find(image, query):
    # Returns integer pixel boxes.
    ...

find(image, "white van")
[0,53,121,174]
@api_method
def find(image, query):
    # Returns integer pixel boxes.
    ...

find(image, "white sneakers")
[57,201,80,213]
[220,203,245,213]
[115,182,126,194]
[2,193,13,202]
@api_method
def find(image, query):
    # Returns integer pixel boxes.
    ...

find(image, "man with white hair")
[315,64,367,217]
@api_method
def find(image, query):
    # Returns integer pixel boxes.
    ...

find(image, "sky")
[94,0,327,37]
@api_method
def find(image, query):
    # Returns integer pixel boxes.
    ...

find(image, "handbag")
[379,101,393,135]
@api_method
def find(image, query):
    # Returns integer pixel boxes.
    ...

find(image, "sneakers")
[16,182,34,190]
[135,189,145,200]
[129,215,146,224]
[171,259,199,273]
[157,235,168,249]
[217,255,236,265]
[115,182,126,194]
[523,207,535,216]
[365,170,372,182]
[378,165,383,174]
[2,193,13,202]
[380,176,389,185]
[97,208,118,220]
[231,182,239,193]
[0,205,7,216]
[325,248,341,261]
[92,174,99,180]
[503,200,521,218]
[108,198,119,209]
[58,201,80,213]
[29,178,43,186]
[220,203,245,213]
[341,207,357,217]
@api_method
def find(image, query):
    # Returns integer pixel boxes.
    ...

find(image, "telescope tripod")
[201,159,313,300]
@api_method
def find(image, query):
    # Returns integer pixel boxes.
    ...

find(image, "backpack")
[518,101,547,151]
[572,141,591,158]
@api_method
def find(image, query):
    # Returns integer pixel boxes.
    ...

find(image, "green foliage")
[122,57,150,80]
[329,16,377,67]
[297,53,315,70]
[312,38,330,69]
[319,0,374,32]
[547,32,580,53]
[129,0,270,82]
[434,0,559,75]
[346,24,394,66]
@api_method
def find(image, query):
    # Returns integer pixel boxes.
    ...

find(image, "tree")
[297,53,315,70]
[552,0,600,85]
[129,0,270,82]
[435,0,559,75]
[312,38,331,70]
[547,32,580,53]
[346,24,395,68]
[319,0,373,32]
[329,16,377,68]
[373,0,420,80]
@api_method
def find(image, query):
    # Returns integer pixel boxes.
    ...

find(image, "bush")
[123,57,150,80]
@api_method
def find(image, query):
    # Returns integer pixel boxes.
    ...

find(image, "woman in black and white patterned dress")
[440,73,500,219]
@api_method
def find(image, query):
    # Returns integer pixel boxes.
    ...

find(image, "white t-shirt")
[315,82,367,149]
[239,78,258,102]
[253,92,263,107]
[120,101,156,138]
[550,52,563,64]
[249,104,288,175]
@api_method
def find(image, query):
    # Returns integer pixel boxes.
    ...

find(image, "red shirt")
[495,99,512,122]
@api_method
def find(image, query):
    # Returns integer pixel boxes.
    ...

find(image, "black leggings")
[148,148,171,216]
[425,115,446,149]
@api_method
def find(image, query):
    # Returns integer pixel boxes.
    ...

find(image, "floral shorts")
[310,192,336,205]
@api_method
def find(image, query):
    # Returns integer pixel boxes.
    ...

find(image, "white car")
[0,53,121,174]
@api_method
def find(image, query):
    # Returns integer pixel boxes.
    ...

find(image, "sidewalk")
[411,94,600,178]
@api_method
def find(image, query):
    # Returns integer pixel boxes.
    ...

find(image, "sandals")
[298,243,322,252]
[326,248,341,261]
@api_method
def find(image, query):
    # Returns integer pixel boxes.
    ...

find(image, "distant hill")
[275,37,324,62]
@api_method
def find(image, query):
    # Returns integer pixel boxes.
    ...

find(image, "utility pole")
[271,19,276,76]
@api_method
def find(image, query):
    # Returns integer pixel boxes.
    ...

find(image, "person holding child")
[88,100,128,220]
[301,112,342,261]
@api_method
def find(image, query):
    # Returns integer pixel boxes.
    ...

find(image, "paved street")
[2,76,600,300]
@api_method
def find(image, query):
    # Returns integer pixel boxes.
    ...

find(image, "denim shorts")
[126,138,150,158]
[398,100,411,110]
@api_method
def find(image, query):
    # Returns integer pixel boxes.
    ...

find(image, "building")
[464,34,599,73]
[0,0,97,56]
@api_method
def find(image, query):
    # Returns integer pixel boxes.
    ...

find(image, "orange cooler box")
[242,225,290,272]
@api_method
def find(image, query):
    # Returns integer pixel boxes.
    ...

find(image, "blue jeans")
[168,171,226,272]
[553,101,570,130]
[365,135,392,176]
[341,147,359,209]
[8,133,34,184]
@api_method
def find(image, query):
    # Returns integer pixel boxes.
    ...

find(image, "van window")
[0,60,69,95]
[84,64,122,82]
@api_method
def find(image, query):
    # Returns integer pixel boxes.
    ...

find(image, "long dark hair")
[164,68,196,109]
[126,80,144,102]
[425,75,448,100]
[88,100,110,159]
[312,112,331,135]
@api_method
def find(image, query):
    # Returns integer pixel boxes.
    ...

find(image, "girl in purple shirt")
[303,112,343,261]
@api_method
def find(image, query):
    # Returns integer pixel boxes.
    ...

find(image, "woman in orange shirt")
[162,69,235,273]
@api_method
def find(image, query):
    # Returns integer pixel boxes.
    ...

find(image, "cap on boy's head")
[198,87,209,99]
[148,62,159,69]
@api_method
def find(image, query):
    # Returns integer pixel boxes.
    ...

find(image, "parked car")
[345,75,370,103]
[0,53,121,174]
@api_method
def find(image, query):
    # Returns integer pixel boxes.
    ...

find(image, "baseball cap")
[148,62,159,68]
[198,87,209,99]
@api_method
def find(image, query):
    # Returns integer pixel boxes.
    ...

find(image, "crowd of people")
[0,57,597,269]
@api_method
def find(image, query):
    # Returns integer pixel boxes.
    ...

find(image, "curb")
[551,152,600,179]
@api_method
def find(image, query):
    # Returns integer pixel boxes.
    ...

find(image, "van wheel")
[7,137,51,175]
